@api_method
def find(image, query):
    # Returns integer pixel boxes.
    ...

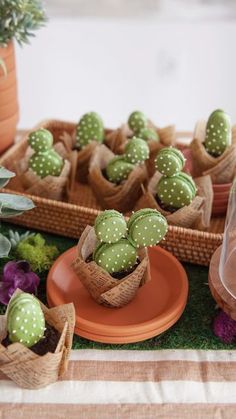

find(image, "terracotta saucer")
[47,246,188,344]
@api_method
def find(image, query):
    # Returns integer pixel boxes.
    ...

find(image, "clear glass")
[219,179,236,299]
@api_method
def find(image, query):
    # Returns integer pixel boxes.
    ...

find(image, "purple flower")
[0,260,40,305]
[213,310,236,344]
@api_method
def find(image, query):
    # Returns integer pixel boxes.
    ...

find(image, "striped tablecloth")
[0,349,236,418]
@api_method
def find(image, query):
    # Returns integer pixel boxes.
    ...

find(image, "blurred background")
[16,0,236,130]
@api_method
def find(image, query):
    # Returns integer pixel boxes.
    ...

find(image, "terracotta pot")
[0,100,18,121]
[0,42,19,153]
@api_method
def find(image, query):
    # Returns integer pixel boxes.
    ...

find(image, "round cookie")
[29,148,64,178]
[204,109,231,157]
[94,210,127,243]
[93,238,137,274]
[7,293,45,348]
[155,147,185,177]
[127,208,168,248]
[128,111,148,134]
[139,127,159,142]
[156,172,197,210]
[76,112,104,149]
[106,156,135,184]
[28,128,53,152]
[125,137,149,164]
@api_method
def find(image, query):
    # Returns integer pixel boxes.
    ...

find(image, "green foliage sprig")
[0,0,47,47]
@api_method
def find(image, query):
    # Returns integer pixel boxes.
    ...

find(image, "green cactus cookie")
[156,172,197,210]
[28,128,64,178]
[28,128,53,152]
[7,292,45,348]
[127,208,168,248]
[128,111,148,134]
[93,238,137,274]
[139,127,159,142]
[155,147,185,177]
[106,156,135,184]
[76,112,104,149]
[204,109,231,157]
[95,210,127,243]
[125,137,149,165]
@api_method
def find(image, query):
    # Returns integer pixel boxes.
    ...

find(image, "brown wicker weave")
[0,121,225,266]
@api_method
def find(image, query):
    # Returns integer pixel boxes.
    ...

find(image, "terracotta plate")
[47,246,188,344]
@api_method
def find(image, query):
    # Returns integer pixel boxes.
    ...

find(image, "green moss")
[1,222,235,350]
[15,233,59,273]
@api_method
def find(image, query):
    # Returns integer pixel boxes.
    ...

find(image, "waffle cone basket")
[0,290,75,389]
[88,144,148,212]
[72,226,150,308]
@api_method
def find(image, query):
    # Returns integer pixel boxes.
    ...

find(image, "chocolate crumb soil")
[1,322,60,356]
[86,254,140,280]
[156,194,178,213]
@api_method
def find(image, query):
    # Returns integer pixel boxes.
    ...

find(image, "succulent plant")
[28,129,64,178]
[0,166,34,258]
[0,0,47,47]
[8,230,33,249]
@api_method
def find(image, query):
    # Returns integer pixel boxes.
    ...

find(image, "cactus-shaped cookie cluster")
[76,112,104,149]
[28,128,64,178]
[204,109,231,157]
[155,148,196,210]
[93,209,168,274]
[106,137,149,184]
[7,292,45,348]
[128,111,159,142]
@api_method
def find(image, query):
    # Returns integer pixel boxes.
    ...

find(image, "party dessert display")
[88,138,149,212]
[0,290,75,389]
[136,147,213,229]
[28,128,64,178]
[73,209,168,307]
[7,127,71,200]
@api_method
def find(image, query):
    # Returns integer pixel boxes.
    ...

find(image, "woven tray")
[0,120,225,266]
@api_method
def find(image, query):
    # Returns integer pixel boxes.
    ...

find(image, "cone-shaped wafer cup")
[0,290,75,389]
[88,144,148,212]
[135,171,212,229]
[72,226,150,308]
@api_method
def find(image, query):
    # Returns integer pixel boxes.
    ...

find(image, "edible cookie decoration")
[105,138,149,185]
[76,112,104,149]
[139,127,159,142]
[127,208,168,248]
[93,239,137,274]
[92,208,168,274]
[106,156,135,184]
[204,109,231,157]
[155,147,196,211]
[156,172,197,210]
[7,293,45,348]
[125,137,150,164]
[128,111,148,134]
[95,210,127,243]
[28,128,64,178]
[155,147,185,177]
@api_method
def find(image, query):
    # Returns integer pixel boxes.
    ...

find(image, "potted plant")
[0,0,47,153]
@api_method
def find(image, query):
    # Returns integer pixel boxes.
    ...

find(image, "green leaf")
[0,167,15,188]
[0,193,35,211]
[0,234,11,257]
